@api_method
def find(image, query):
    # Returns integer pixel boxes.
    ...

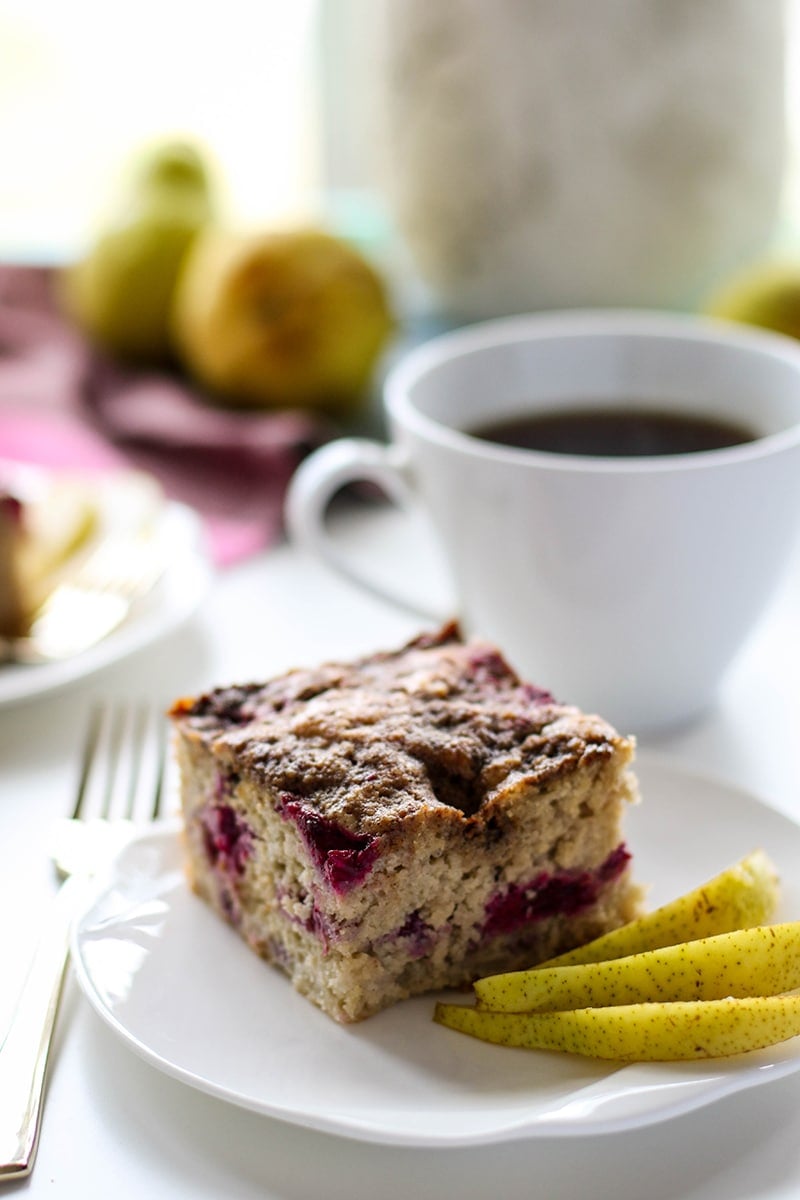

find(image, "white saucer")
[71,756,800,1147]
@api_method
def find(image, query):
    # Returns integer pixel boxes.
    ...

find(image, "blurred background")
[2,0,799,307]
[4,0,800,570]
[0,1,354,264]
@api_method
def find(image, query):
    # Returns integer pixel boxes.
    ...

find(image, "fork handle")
[0,875,89,1180]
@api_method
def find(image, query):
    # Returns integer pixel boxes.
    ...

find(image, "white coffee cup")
[285,310,800,733]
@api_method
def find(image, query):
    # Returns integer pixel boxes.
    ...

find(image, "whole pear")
[705,261,800,340]
[170,227,395,416]
[62,141,216,362]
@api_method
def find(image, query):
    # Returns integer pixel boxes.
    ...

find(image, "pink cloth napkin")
[0,265,334,565]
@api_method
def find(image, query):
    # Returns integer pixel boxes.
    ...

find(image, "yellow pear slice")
[474,923,800,1012]
[542,849,779,969]
[434,994,800,1061]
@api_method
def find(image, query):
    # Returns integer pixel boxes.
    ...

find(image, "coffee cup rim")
[384,309,800,473]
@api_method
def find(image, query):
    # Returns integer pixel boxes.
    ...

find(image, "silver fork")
[1,530,166,665]
[0,703,168,1181]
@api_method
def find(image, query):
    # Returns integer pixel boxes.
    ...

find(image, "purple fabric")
[0,264,333,565]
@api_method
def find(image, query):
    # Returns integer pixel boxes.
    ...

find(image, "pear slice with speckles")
[474,923,800,1012]
[542,849,779,969]
[434,994,800,1061]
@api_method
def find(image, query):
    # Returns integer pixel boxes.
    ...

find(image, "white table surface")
[2,497,800,1200]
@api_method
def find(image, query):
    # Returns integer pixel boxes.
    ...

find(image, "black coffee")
[471,407,757,457]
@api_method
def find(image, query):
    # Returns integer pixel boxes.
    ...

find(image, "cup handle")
[285,438,447,621]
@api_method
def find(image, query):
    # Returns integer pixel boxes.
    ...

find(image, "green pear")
[170,227,395,417]
[705,261,800,340]
[62,141,216,362]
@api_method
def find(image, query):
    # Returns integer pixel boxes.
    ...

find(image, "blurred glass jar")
[372,0,787,320]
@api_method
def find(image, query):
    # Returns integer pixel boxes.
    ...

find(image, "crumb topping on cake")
[170,623,630,831]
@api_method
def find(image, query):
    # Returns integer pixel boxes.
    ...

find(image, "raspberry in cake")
[169,624,641,1023]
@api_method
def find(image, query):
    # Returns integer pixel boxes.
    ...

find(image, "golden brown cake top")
[170,624,632,829]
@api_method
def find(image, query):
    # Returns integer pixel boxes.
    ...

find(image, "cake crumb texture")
[170,623,641,1022]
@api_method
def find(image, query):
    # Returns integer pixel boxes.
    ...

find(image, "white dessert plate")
[71,756,800,1147]
[0,496,212,708]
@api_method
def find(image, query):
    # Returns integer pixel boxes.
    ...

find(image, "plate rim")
[70,755,800,1147]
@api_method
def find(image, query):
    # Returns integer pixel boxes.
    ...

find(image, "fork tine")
[76,705,122,821]
[71,704,104,820]
[111,705,140,821]
[123,704,149,818]
[72,703,168,824]
[119,704,164,822]
[104,707,128,819]
[130,705,168,822]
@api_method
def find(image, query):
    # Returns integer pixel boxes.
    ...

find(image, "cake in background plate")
[170,624,641,1023]
[0,467,98,639]
[0,462,164,645]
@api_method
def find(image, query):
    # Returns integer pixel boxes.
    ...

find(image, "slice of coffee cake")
[169,624,641,1023]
